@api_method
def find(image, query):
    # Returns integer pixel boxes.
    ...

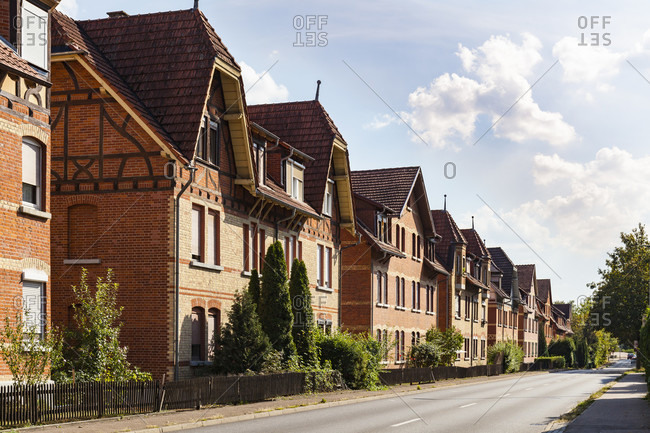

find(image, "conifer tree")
[259,241,296,360]
[249,269,261,313]
[289,259,318,367]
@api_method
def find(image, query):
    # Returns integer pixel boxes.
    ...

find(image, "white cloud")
[240,62,289,105]
[57,0,78,17]
[552,37,624,84]
[364,113,398,130]
[399,34,577,149]
[479,147,650,255]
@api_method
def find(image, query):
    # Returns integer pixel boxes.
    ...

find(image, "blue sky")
[59,0,650,305]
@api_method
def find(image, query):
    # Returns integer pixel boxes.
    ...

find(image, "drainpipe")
[174,162,196,381]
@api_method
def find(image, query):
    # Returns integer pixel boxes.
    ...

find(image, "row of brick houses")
[0,3,573,382]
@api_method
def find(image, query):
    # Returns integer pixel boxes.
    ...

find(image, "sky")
[57,0,650,305]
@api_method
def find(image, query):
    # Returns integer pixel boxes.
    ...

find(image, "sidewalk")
[563,372,650,433]
[15,370,549,433]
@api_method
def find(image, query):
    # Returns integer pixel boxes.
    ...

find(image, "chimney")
[315,80,321,101]
[443,194,447,211]
[107,11,129,18]
[193,0,199,9]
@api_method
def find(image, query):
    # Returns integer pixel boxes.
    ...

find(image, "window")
[191,205,204,262]
[243,224,250,271]
[400,331,405,361]
[197,118,220,165]
[416,332,420,345]
[376,272,383,304]
[395,276,400,306]
[472,338,478,359]
[317,245,332,288]
[395,331,400,361]
[456,254,462,276]
[426,286,430,312]
[317,245,323,286]
[400,278,405,308]
[411,331,416,347]
[411,281,416,309]
[207,308,220,359]
[324,180,334,216]
[455,294,461,318]
[21,1,48,70]
[464,295,471,319]
[285,235,297,270]
[206,210,220,266]
[412,233,416,256]
[22,138,42,208]
[253,140,265,184]
[286,160,305,201]
[191,307,205,362]
[383,273,388,305]
[481,340,486,359]
[464,338,470,360]
[417,236,421,259]
[401,227,406,252]
[395,225,400,248]
[482,301,486,322]
[417,283,421,310]
[23,281,44,338]
[376,214,388,243]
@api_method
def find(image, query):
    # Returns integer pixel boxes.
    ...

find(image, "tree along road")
[187,360,631,433]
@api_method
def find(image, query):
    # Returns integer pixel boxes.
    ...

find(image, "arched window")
[416,332,421,344]
[191,307,205,362]
[400,331,405,361]
[376,329,381,341]
[383,274,388,305]
[395,276,400,306]
[376,272,383,304]
[411,281,416,309]
[401,227,406,252]
[207,308,220,359]
[400,278,405,307]
[411,331,416,347]
[395,224,400,248]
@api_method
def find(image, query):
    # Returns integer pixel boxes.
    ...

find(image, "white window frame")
[22,280,45,339]
[21,1,49,71]
[22,138,42,209]
[323,179,334,216]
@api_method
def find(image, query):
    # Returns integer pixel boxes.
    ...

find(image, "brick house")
[49,9,354,380]
[0,0,59,381]
[432,208,489,366]
[516,264,539,362]
[536,278,554,345]
[340,167,447,365]
[552,304,572,338]
[486,247,520,347]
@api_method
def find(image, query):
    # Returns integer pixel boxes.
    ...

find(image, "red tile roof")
[0,40,49,85]
[537,279,551,303]
[460,228,489,259]
[350,166,420,214]
[257,180,319,218]
[248,100,344,213]
[431,209,466,270]
[356,219,406,259]
[555,303,572,320]
[517,264,536,294]
[488,247,517,299]
[52,8,238,160]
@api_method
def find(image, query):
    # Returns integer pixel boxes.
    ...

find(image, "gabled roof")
[431,209,466,270]
[460,228,489,259]
[0,40,49,86]
[517,264,536,294]
[555,303,572,320]
[351,166,436,237]
[537,279,552,304]
[490,260,503,276]
[350,166,419,214]
[488,247,516,297]
[248,100,345,213]
[52,9,240,161]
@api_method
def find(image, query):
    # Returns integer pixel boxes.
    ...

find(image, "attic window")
[323,180,334,216]
[285,159,304,202]
[253,140,265,185]
[20,1,48,71]
[376,214,388,243]
[196,117,220,166]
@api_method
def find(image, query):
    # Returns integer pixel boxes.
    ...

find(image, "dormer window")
[285,159,304,201]
[376,214,388,242]
[323,179,334,216]
[20,1,48,71]
[253,140,265,185]
[196,117,220,165]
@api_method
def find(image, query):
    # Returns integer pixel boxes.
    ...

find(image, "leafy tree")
[593,329,618,367]
[212,289,271,374]
[249,269,261,313]
[487,340,523,373]
[548,338,575,368]
[589,224,650,346]
[0,313,63,386]
[259,241,296,360]
[538,325,548,357]
[425,326,463,366]
[289,259,318,367]
[408,342,440,368]
[59,269,150,382]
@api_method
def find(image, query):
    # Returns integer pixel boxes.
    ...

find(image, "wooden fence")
[0,371,343,428]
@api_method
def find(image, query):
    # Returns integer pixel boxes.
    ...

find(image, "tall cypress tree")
[213,289,270,374]
[259,241,296,360]
[249,269,261,314]
[289,259,318,367]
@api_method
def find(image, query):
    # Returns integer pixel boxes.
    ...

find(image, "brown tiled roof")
[257,180,319,219]
[490,260,503,275]
[460,228,489,259]
[248,101,344,213]
[466,274,488,291]
[488,247,516,298]
[52,10,178,155]
[0,40,49,85]
[356,219,406,259]
[537,279,551,303]
[350,166,420,214]
[431,209,466,270]
[555,303,572,320]
[53,9,239,160]
[424,257,450,276]
[517,264,536,294]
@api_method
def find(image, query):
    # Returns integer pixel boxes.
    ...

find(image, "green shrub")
[575,338,589,368]
[408,342,440,368]
[593,329,618,367]
[535,356,566,369]
[487,340,524,373]
[548,338,576,368]
[425,326,463,366]
[639,309,650,385]
[289,259,318,367]
[315,330,381,389]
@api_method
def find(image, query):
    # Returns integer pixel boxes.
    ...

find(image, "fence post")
[98,382,104,418]
[30,385,38,424]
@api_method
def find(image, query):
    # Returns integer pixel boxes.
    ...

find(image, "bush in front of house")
[408,342,440,368]
[315,330,382,389]
[487,340,524,373]
[425,326,463,366]
[535,356,566,369]
[548,337,576,368]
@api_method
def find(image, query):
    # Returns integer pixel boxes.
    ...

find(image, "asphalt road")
[187,360,632,433]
